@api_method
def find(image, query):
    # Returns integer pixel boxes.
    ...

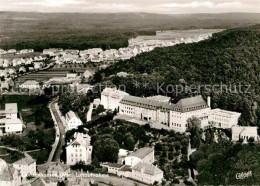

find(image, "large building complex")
[100,87,129,111]
[101,88,241,133]
[0,103,23,135]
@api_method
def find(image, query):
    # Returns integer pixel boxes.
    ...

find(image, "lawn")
[28,149,49,164]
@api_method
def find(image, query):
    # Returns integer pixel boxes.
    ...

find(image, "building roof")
[127,147,154,159]
[65,110,79,120]
[147,95,171,103]
[232,126,258,136]
[13,157,35,166]
[5,103,18,114]
[175,95,208,112]
[0,166,16,181]
[102,163,124,169]
[120,95,163,110]
[5,118,23,125]
[47,162,69,172]
[211,108,241,118]
[132,163,163,176]
[21,80,39,86]
[29,178,47,186]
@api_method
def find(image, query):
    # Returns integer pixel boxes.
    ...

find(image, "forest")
[0,12,260,51]
[92,25,260,127]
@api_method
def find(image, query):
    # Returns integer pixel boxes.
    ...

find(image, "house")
[231,126,258,142]
[102,163,125,174]
[19,66,26,73]
[64,49,79,55]
[125,147,154,167]
[33,62,44,69]
[43,48,63,56]
[19,49,34,54]
[0,158,21,186]
[47,162,70,180]
[116,72,129,77]
[66,132,92,165]
[7,49,16,54]
[132,163,163,184]
[19,80,40,90]
[83,70,93,79]
[0,103,23,135]
[101,88,129,111]
[65,111,83,130]
[66,72,78,78]
[13,157,36,177]
[0,82,9,90]
[118,149,128,157]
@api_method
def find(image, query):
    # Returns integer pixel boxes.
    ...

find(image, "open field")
[0,12,259,51]
[15,63,99,83]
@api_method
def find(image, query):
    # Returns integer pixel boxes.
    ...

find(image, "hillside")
[93,25,260,127]
[0,12,260,51]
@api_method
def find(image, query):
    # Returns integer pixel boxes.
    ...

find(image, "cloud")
[16,0,82,7]
[161,1,242,8]
[0,0,258,13]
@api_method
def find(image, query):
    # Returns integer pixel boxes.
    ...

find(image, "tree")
[93,137,119,162]
[187,117,202,148]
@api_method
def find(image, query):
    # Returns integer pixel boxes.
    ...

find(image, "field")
[0,12,259,51]
[15,63,98,83]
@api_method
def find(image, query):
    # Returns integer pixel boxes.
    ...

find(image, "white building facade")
[13,157,36,177]
[66,132,92,165]
[231,126,258,142]
[0,103,23,135]
[65,111,83,130]
[101,88,129,111]
[125,147,154,167]
[132,163,164,184]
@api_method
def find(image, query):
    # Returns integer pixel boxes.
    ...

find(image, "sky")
[0,0,259,14]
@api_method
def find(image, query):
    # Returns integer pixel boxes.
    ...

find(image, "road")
[49,100,66,162]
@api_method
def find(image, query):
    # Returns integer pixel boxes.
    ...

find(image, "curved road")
[49,100,66,162]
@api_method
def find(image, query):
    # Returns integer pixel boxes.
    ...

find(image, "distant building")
[19,80,40,90]
[125,147,154,167]
[13,157,36,177]
[66,72,77,78]
[19,49,34,54]
[66,132,92,165]
[132,162,163,184]
[65,111,83,130]
[231,126,258,142]
[101,88,129,111]
[43,48,63,56]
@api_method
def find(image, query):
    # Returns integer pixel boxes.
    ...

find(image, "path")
[86,103,93,122]
[0,146,32,159]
